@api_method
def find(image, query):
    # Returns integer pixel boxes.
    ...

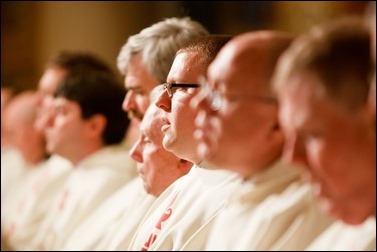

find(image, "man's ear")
[86,114,107,137]
[268,119,285,145]
[272,122,280,131]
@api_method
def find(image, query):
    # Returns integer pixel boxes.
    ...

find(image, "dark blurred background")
[1,1,369,93]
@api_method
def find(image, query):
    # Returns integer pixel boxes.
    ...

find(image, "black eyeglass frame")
[162,83,201,97]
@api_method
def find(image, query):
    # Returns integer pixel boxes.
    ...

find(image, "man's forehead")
[53,96,71,106]
[168,52,203,82]
[140,118,152,135]
[208,46,235,78]
[280,81,327,134]
[124,74,142,89]
[141,107,163,134]
[207,48,263,94]
[280,96,309,130]
[125,55,159,91]
[39,68,66,94]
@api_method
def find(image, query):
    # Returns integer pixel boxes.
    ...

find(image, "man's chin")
[319,198,363,224]
[327,204,372,225]
[128,110,143,121]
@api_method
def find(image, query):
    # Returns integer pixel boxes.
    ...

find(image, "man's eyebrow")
[170,83,200,87]
[126,86,144,92]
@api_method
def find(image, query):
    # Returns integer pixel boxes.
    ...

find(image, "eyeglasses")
[198,75,278,112]
[162,83,201,98]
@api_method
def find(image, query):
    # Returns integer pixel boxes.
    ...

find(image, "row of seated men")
[1,6,376,251]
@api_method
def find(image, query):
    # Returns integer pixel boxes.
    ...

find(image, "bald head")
[3,91,46,164]
[208,31,294,96]
[4,91,38,127]
[199,31,294,176]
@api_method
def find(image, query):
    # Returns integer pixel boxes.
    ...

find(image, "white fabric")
[2,159,49,236]
[62,176,155,251]
[183,161,334,251]
[25,145,137,250]
[306,217,376,251]
[1,148,27,201]
[128,165,242,251]
[94,192,155,250]
[2,155,72,250]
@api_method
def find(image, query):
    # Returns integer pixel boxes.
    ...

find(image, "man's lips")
[161,117,171,132]
[161,124,171,132]
[161,116,170,125]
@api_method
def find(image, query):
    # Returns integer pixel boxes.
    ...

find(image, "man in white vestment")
[26,64,136,250]
[61,94,192,250]
[187,31,333,250]
[128,35,242,251]
[273,17,376,250]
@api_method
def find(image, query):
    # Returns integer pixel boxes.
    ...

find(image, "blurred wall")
[1,1,181,91]
[2,1,37,92]
[33,1,182,75]
[1,1,369,92]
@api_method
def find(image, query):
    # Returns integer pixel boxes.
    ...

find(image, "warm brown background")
[1,1,369,93]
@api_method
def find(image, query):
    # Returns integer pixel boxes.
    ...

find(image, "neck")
[242,147,283,180]
[24,149,47,166]
[69,141,104,166]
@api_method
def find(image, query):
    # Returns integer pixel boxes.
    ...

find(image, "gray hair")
[117,17,209,83]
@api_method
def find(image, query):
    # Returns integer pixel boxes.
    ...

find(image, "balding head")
[4,91,38,128]
[3,91,46,165]
[196,31,294,177]
[208,31,294,97]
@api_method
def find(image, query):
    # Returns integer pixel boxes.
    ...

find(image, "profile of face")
[278,71,376,224]
[154,52,203,163]
[35,67,67,134]
[192,41,280,177]
[129,105,192,197]
[45,97,93,164]
[122,54,160,121]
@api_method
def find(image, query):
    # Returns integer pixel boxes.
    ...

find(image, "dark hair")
[54,69,129,145]
[46,51,114,75]
[177,34,233,66]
